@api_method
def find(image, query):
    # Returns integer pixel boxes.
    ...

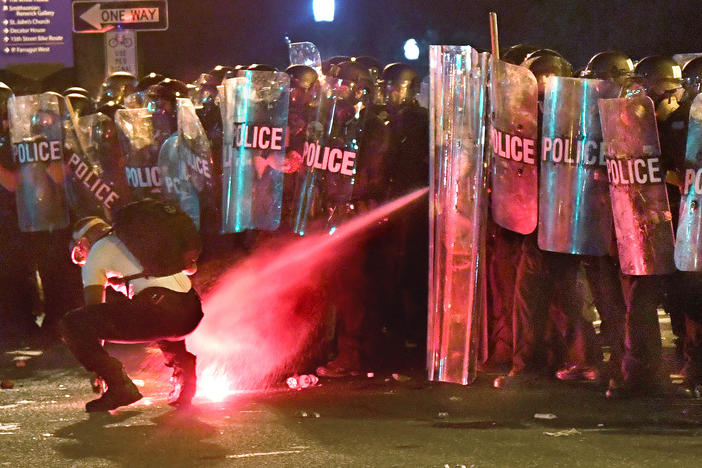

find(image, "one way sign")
[72,1,169,33]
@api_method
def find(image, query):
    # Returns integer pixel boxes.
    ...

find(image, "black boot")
[167,353,197,407]
[85,361,142,412]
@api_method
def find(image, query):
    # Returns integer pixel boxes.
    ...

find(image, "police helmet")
[330,60,375,94]
[502,44,540,65]
[208,65,236,82]
[523,48,564,62]
[247,64,278,72]
[583,51,634,80]
[322,55,350,75]
[286,65,318,90]
[635,55,682,82]
[352,56,382,81]
[144,84,177,134]
[65,93,94,117]
[63,86,90,97]
[137,72,165,93]
[144,84,176,114]
[286,65,319,108]
[382,63,419,106]
[158,78,189,98]
[634,55,683,102]
[191,73,219,107]
[524,54,573,79]
[682,56,702,96]
[97,71,138,106]
[524,55,573,96]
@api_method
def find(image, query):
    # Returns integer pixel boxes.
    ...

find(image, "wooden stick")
[489,12,499,60]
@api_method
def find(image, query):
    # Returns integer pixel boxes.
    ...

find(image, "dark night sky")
[136,0,702,79]
[10,0,702,92]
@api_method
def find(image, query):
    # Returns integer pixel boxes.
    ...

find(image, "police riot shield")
[292,77,366,235]
[427,45,490,385]
[221,71,290,232]
[598,95,676,275]
[284,70,321,231]
[538,77,620,255]
[158,98,214,229]
[115,108,164,201]
[64,112,129,220]
[8,93,69,232]
[288,41,322,74]
[675,93,702,270]
[489,59,539,234]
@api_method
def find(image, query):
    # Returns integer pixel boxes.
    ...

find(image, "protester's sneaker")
[556,365,600,382]
[168,357,197,408]
[85,377,142,412]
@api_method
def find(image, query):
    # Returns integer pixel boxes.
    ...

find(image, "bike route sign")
[0,0,74,68]
[105,28,136,76]
[72,0,168,33]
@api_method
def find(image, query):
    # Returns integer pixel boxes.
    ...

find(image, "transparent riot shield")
[158,98,214,229]
[489,59,539,234]
[538,77,620,255]
[158,135,200,227]
[64,112,129,220]
[675,93,702,270]
[288,41,322,74]
[284,72,322,231]
[221,71,290,232]
[599,95,676,275]
[8,93,69,232]
[115,108,164,201]
[292,77,366,235]
[427,45,490,385]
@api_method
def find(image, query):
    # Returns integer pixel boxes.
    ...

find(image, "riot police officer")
[494,54,600,388]
[598,56,681,398]
[666,56,702,396]
[310,60,388,377]
[379,62,429,349]
[573,51,634,388]
[0,82,41,349]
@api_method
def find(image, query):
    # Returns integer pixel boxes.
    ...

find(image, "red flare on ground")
[189,188,428,398]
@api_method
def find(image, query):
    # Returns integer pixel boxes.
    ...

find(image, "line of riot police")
[484,44,702,399]
[0,53,430,379]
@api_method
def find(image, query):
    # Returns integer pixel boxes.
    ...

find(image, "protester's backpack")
[112,198,202,279]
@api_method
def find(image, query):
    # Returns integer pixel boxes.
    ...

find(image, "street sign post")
[72,0,168,33]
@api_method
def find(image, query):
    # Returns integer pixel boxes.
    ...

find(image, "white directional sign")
[105,28,137,77]
[72,1,168,33]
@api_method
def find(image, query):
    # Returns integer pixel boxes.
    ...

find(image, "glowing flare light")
[188,188,429,396]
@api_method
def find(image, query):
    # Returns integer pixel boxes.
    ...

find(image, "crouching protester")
[59,200,203,412]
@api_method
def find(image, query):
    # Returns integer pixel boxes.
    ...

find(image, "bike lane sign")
[105,28,137,76]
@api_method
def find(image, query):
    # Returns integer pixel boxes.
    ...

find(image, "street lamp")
[313,0,334,22]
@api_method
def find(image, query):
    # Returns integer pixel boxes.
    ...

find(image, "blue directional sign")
[72,0,168,33]
[0,0,74,68]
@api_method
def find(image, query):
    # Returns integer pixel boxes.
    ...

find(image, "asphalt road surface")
[2,344,702,467]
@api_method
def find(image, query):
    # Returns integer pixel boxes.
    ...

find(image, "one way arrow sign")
[72,1,169,33]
